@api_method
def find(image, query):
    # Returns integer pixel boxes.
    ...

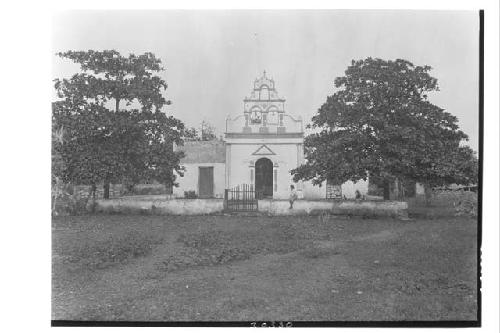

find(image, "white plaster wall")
[227,143,300,199]
[257,199,407,218]
[415,182,425,195]
[225,142,369,200]
[301,181,327,200]
[97,198,224,215]
[173,163,225,198]
[96,197,408,218]
[341,179,369,199]
[290,179,369,200]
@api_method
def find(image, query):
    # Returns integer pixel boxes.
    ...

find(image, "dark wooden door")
[255,158,273,198]
[199,167,214,198]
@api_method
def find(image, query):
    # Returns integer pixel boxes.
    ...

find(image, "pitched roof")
[176,140,226,164]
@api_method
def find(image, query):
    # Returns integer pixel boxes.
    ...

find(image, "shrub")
[53,191,94,216]
[155,225,310,273]
[184,190,197,199]
[63,232,162,270]
[122,184,167,196]
[453,191,478,217]
[69,197,93,215]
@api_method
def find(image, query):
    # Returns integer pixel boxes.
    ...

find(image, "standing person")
[355,190,362,200]
[289,185,298,209]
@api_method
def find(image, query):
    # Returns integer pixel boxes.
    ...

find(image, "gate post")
[223,189,228,211]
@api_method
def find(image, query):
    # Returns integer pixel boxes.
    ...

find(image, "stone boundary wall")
[71,184,169,200]
[258,199,408,218]
[96,198,224,215]
[95,197,408,219]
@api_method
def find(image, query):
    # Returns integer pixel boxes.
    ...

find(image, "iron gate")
[224,184,258,212]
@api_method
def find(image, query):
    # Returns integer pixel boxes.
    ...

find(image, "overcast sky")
[52,10,479,151]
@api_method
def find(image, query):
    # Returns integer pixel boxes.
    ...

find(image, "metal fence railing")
[224,184,258,212]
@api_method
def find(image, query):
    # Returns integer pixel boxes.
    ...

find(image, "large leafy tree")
[291,58,478,202]
[201,120,217,141]
[55,50,170,112]
[53,50,185,198]
[183,127,201,141]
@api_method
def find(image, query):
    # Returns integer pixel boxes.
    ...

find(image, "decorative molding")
[252,144,276,156]
[225,141,302,145]
[225,143,231,188]
[243,98,286,103]
[274,169,278,192]
[225,132,303,139]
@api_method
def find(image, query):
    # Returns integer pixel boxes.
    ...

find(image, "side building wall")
[173,163,226,198]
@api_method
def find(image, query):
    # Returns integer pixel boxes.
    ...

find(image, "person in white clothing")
[289,185,298,209]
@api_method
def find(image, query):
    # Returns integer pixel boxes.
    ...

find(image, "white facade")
[175,72,368,200]
[224,72,305,199]
[225,140,305,199]
[224,71,368,200]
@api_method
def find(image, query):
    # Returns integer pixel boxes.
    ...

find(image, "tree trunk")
[125,182,135,195]
[400,179,406,199]
[383,180,390,200]
[166,168,173,195]
[393,178,400,200]
[52,177,60,215]
[104,182,110,200]
[88,184,97,213]
[107,98,119,200]
[424,183,433,206]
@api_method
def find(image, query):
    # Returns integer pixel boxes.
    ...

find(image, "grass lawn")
[52,213,478,322]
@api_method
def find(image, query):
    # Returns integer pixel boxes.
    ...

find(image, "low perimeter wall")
[95,197,408,219]
[259,200,408,218]
[96,198,224,215]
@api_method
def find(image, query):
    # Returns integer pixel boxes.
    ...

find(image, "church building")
[174,72,368,200]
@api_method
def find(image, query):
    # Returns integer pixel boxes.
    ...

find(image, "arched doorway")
[255,158,273,198]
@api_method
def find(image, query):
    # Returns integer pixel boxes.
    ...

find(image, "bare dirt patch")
[52,214,478,321]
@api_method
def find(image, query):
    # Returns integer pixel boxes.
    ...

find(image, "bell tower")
[224,71,305,199]
[243,71,287,133]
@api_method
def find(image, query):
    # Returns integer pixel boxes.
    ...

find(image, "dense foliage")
[52,50,185,199]
[291,58,478,200]
[183,120,218,141]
